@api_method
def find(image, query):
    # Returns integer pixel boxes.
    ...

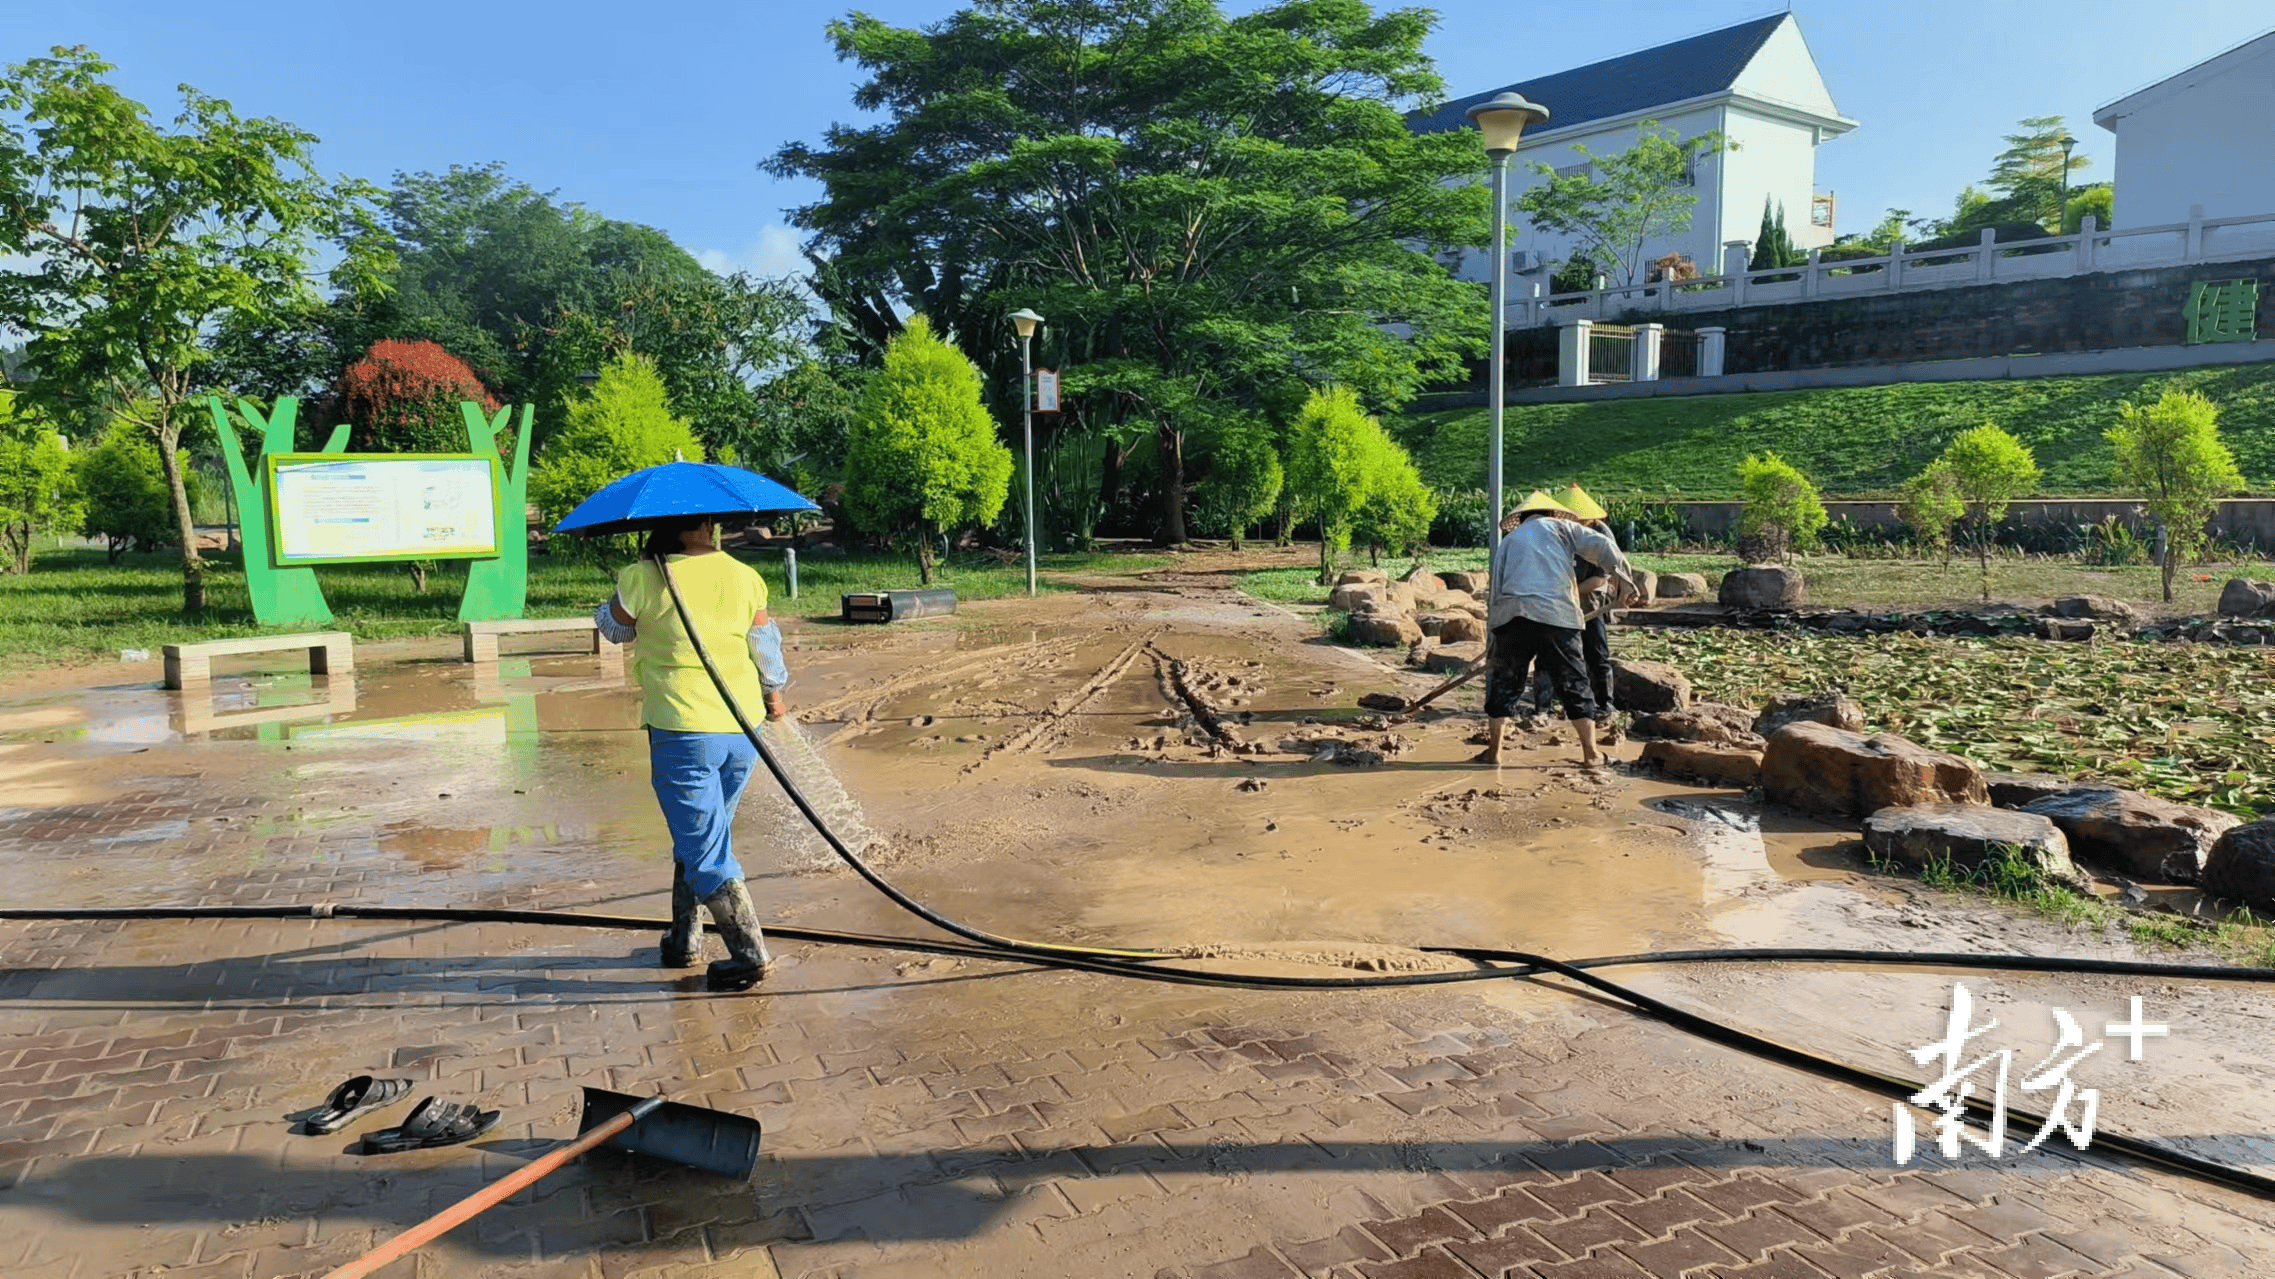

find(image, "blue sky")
[5,0,2271,278]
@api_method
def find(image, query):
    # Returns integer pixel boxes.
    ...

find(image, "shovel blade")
[579,1086,763,1180]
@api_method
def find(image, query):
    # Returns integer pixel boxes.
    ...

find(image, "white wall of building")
[1720,105,1835,254]
[2100,36,2275,228]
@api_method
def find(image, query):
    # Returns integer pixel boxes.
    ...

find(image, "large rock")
[1863,804,2079,885]
[1436,570,1487,594]
[2045,595,2138,623]
[1335,569,1387,588]
[2021,786,2241,883]
[1611,659,1691,713]
[1381,581,1418,615]
[1437,614,1487,644]
[1423,641,1484,674]
[1349,613,1422,647]
[1415,612,1457,638]
[1760,723,1989,819]
[1719,565,1806,611]
[1629,703,1761,747]
[1625,569,1658,607]
[1329,583,1382,613]
[2035,617,2097,642]
[1656,572,1709,600]
[1753,690,1865,737]
[1639,740,1763,788]
[2218,578,2275,619]
[1982,772,2077,810]
[2202,819,2275,910]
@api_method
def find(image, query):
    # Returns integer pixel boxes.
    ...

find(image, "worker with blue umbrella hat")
[557,459,820,992]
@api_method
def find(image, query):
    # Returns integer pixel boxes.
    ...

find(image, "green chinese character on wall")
[2184,279,2258,344]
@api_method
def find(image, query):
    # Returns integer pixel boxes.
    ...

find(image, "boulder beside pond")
[1719,564,1805,611]
[2020,786,2240,883]
[1629,703,1760,748]
[1753,690,1864,737]
[2202,820,2275,912]
[1981,772,2076,810]
[1639,740,1763,789]
[2217,578,2275,619]
[1610,659,1691,713]
[1760,722,1988,819]
[1863,803,2080,886]
[1655,572,1709,600]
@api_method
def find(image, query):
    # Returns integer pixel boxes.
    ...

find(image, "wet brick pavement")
[5,821,2275,1279]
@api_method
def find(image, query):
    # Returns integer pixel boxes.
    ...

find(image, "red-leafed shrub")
[330,339,500,454]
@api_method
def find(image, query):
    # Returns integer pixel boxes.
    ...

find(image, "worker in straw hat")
[1479,489,1640,770]
[1540,483,1621,740]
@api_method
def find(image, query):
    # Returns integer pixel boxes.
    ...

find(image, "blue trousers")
[647,729,757,899]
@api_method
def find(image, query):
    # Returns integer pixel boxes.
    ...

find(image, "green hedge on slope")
[1397,363,2275,498]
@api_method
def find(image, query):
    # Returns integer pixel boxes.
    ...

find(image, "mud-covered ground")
[2,566,2272,1277]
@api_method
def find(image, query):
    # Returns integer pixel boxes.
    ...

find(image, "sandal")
[303,1075,415,1135]
[355,1097,502,1154]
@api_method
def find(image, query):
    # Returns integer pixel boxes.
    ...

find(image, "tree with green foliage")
[1287,387,1413,581]
[843,317,1014,584]
[74,417,201,563]
[1898,460,1966,567]
[1351,446,1437,567]
[529,354,706,527]
[772,0,1493,546]
[1749,197,1801,271]
[0,46,384,611]
[2109,390,2245,602]
[1917,117,2089,239]
[1192,417,1284,552]
[0,394,80,574]
[2063,184,2114,234]
[1735,453,1826,562]
[1935,423,2041,599]
[1519,121,1729,288]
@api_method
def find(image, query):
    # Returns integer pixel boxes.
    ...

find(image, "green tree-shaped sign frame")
[208,396,535,627]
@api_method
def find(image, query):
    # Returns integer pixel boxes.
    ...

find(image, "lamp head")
[1009,307,1044,339]
[1466,92,1550,154]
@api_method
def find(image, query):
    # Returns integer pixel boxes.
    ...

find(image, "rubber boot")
[660,862,701,968]
[703,879,772,992]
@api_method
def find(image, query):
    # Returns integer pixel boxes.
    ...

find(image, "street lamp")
[1466,91,1549,573]
[2058,134,2077,233]
[1009,307,1045,597]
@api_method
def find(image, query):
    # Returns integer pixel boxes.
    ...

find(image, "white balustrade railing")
[1505,209,2275,330]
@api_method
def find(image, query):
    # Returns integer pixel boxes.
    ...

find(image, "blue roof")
[1409,14,1788,138]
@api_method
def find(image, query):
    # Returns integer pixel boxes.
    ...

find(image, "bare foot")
[1469,749,1502,765]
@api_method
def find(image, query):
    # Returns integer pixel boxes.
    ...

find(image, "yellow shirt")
[616,553,769,733]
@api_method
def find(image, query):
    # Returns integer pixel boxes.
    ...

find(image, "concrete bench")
[164,632,353,690]
[463,617,621,667]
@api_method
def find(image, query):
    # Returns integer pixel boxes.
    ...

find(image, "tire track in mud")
[796,636,1080,726]
[1149,644,1241,747]
[961,627,1164,773]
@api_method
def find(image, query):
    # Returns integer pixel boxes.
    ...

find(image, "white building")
[1410,13,1856,291]
[2093,29,2275,229]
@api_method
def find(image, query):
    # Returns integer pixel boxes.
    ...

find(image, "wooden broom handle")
[323,1096,664,1279]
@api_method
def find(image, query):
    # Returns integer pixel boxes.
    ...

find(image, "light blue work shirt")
[1486,517,1631,630]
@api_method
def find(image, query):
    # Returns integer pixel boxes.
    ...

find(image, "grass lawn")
[1240,551,2275,615]
[0,546,1168,671]
[1395,362,2275,497]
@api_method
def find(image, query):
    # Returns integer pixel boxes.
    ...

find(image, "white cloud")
[696,224,808,281]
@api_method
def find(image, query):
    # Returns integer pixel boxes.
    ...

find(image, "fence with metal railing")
[1586,325,1634,383]
[1502,208,2275,329]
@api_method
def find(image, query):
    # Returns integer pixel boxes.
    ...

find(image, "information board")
[1034,368,1061,413]
[267,453,502,566]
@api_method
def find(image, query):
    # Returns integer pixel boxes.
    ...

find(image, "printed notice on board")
[272,457,500,563]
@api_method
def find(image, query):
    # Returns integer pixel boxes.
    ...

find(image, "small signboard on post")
[1034,368,1061,413]
[267,453,502,566]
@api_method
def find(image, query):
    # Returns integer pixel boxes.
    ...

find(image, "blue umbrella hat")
[552,461,820,539]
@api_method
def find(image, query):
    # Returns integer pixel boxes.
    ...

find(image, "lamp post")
[2057,134,2077,233]
[1466,91,1550,579]
[1009,308,1045,596]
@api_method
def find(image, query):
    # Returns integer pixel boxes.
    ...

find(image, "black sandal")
[355,1097,502,1154]
[303,1075,415,1135]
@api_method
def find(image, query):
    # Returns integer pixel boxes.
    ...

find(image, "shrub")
[330,338,499,454]
[2109,389,2246,602]
[74,421,199,562]
[1938,423,2040,600]
[842,316,1014,584]
[1735,452,1826,562]
[529,353,705,528]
